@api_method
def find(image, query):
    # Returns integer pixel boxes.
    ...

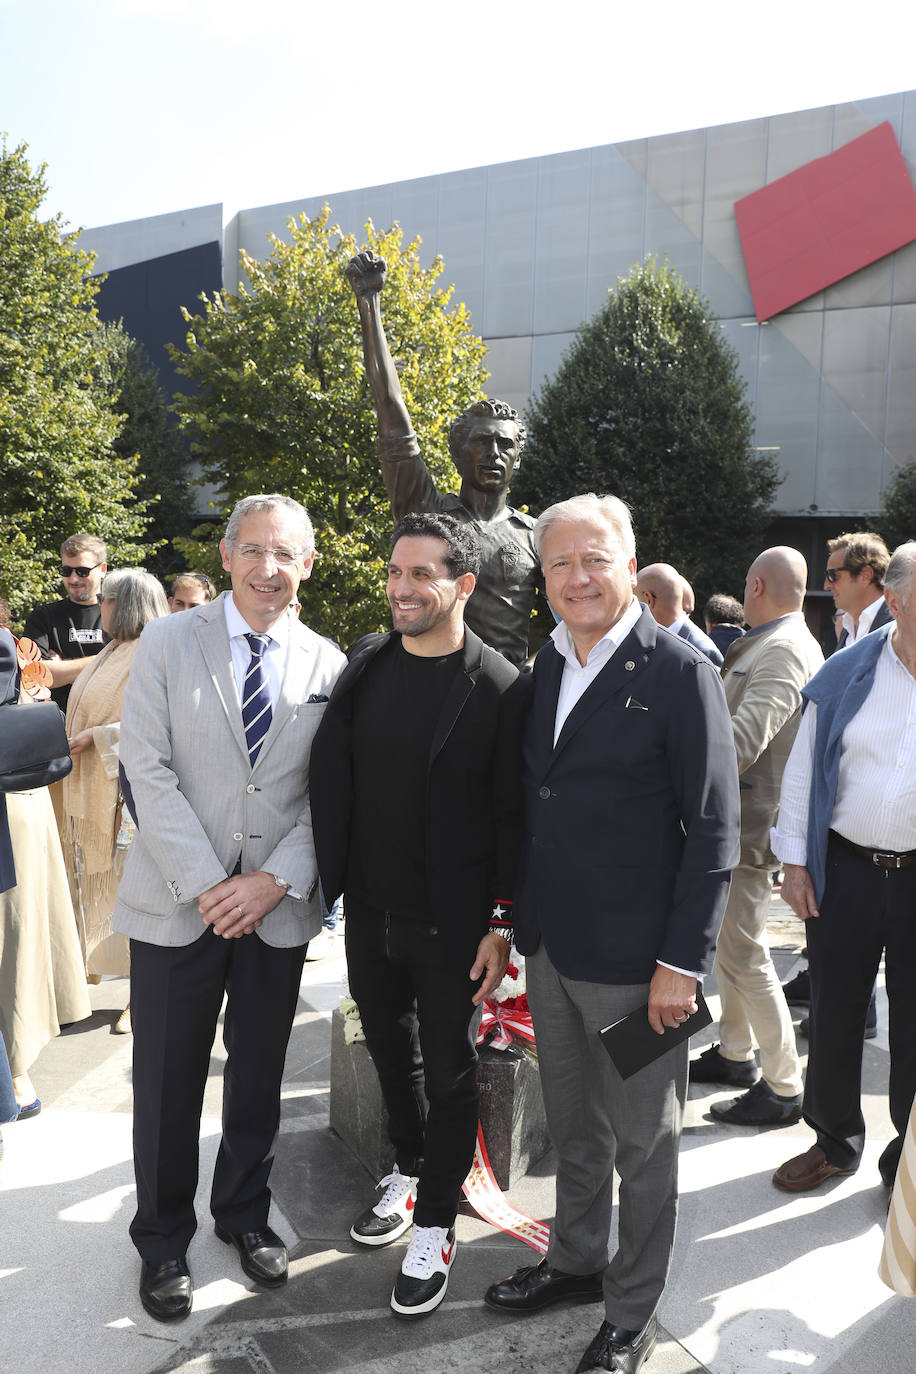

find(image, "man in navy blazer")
[485,494,739,1374]
[824,530,892,650]
[636,562,723,666]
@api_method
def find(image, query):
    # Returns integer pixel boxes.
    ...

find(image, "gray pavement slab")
[3,899,916,1373]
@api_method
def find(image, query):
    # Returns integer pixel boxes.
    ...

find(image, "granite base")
[328,1007,551,1190]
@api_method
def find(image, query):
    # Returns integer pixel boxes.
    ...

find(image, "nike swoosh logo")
[441,1242,454,1264]
[406,1195,415,1213]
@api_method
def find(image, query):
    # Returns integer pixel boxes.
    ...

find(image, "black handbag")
[0,700,73,792]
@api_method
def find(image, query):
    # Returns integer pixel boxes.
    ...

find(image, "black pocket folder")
[598,990,712,1080]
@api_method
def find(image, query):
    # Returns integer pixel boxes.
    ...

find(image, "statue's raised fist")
[346,251,387,297]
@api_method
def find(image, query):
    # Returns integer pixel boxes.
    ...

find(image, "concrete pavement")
[2,898,915,1374]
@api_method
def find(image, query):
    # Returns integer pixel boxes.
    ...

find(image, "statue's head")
[448,399,527,497]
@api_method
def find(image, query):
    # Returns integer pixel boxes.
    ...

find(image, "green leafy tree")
[170,207,488,644]
[877,461,916,553]
[0,138,152,620]
[96,321,195,583]
[513,257,780,603]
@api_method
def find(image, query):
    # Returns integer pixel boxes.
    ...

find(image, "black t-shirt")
[21,598,105,709]
[348,639,463,918]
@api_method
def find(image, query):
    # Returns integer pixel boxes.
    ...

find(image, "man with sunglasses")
[22,534,108,710]
[824,531,892,650]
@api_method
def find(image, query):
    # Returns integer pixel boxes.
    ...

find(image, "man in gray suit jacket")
[114,494,345,1323]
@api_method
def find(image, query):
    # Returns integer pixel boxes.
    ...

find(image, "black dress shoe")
[576,1315,657,1372]
[215,1224,288,1286]
[709,1079,802,1126]
[484,1257,604,1313]
[689,1043,758,1087]
[139,1257,192,1322]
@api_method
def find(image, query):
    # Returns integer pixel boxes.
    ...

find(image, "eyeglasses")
[231,543,303,566]
[825,566,854,583]
[60,563,101,578]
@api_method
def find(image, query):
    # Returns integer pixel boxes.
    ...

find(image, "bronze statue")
[347,251,541,665]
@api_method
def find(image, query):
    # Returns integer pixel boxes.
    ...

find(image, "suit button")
[538,785,551,799]
[233,832,243,842]
[246,784,255,794]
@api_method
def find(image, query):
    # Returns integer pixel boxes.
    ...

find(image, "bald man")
[637,563,723,666]
[691,548,823,1124]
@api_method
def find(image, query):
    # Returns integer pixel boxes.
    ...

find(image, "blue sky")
[2,0,913,231]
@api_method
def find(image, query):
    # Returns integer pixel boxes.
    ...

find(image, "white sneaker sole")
[350,1213,414,1248]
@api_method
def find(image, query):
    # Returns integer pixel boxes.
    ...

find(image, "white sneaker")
[350,1166,418,1247]
[390,1224,456,1318]
[305,928,338,961]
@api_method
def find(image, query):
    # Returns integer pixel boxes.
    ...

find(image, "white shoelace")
[374,1168,415,1216]
[402,1224,449,1278]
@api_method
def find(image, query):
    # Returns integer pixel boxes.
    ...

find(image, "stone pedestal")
[328,1008,551,1190]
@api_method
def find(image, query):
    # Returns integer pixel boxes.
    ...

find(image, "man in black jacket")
[485,494,739,1374]
[310,511,528,1320]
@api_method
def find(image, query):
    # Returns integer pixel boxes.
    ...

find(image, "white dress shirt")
[772,633,916,864]
[551,599,700,980]
[551,598,643,745]
[224,595,292,712]
[839,594,885,646]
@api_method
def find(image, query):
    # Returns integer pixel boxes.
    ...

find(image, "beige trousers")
[715,863,803,1098]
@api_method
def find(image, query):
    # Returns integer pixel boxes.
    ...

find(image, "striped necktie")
[242,633,272,765]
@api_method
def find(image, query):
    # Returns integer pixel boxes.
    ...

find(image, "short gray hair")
[884,541,916,602]
[533,493,636,564]
[225,494,314,555]
[100,568,169,640]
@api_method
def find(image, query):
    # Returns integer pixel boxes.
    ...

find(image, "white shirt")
[551,598,642,745]
[840,594,886,646]
[772,633,916,864]
[223,595,292,711]
[551,599,700,980]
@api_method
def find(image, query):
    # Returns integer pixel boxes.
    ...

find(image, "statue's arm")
[346,251,412,438]
[347,250,440,520]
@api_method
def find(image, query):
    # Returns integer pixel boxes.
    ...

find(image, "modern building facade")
[83,88,916,608]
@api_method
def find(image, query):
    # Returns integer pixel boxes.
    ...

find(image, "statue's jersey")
[379,432,541,666]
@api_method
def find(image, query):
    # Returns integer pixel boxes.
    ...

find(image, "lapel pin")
[624,660,635,671]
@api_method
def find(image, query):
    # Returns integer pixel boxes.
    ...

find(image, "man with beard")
[310,510,528,1319]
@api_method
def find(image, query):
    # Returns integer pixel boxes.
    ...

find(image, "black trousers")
[344,898,482,1229]
[805,834,916,1182]
[129,928,306,1261]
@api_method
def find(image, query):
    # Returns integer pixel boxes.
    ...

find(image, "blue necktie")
[242,633,272,765]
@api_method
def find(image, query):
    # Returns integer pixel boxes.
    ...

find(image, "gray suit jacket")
[113,594,345,948]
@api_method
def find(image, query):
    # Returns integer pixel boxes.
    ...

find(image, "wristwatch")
[270,874,303,901]
[490,925,513,944]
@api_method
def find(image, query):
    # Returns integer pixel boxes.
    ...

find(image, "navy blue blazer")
[513,605,740,984]
[0,629,21,893]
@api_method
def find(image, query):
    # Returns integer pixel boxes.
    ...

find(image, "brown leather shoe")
[773,1145,856,1192]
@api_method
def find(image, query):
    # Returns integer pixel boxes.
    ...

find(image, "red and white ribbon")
[476,1001,537,1051]
[462,1124,550,1255]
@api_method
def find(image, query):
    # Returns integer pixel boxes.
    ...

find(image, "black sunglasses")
[825,566,856,583]
[60,563,101,578]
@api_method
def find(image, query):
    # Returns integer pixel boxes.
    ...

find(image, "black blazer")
[309,627,530,954]
[0,629,21,894]
[514,605,740,984]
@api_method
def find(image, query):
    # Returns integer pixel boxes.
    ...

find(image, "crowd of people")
[2,264,915,1369]
[2,488,915,1374]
